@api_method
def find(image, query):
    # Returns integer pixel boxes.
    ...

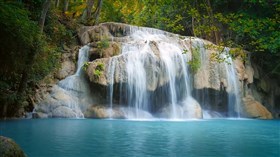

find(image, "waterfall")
[56,45,91,118]
[107,58,116,118]
[106,27,199,119]
[184,38,241,118]
[35,23,247,119]
[223,48,241,117]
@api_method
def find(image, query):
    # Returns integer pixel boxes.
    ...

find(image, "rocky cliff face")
[33,22,277,119]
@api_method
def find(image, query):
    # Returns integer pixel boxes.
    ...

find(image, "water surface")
[0,119,279,157]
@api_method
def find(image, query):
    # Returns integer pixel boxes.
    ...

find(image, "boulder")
[88,41,121,60]
[84,105,125,119]
[34,85,85,118]
[86,58,110,86]
[55,60,75,80]
[157,97,202,119]
[54,47,79,80]
[52,106,83,118]
[32,112,48,118]
[241,95,273,119]
[0,136,27,157]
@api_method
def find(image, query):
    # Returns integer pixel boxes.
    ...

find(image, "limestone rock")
[32,112,48,118]
[0,136,27,157]
[260,77,270,93]
[149,41,160,57]
[245,64,254,84]
[241,95,273,119]
[182,97,203,119]
[86,52,186,92]
[157,98,202,119]
[78,25,112,45]
[34,85,85,118]
[52,106,82,118]
[86,58,109,86]
[88,41,121,60]
[193,48,228,91]
[84,105,125,119]
[234,57,245,81]
[55,60,75,80]
[101,42,121,58]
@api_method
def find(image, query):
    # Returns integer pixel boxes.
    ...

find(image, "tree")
[93,0,102,24]
[39,0,51,33]
[63,0,69,13]
[81,0,94,23]
[0,0,59,117]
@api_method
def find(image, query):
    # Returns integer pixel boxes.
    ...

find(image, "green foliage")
[0,1,62,117]
[187,46,201,73]
[83,62,90,71]
[97,39,110,50]
[96,62,105,71]
[44,10,74,45]
[93,62,105,79]
[93,69,102,79]
[96,38,110,56]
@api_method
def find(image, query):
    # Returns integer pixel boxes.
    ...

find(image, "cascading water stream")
[107,58,116,118]
[35,23,249,119]
[56,45,91,118]
[223,48,241,117]
[106,27,198,119]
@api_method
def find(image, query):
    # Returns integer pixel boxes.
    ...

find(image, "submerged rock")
[0,136,27,157]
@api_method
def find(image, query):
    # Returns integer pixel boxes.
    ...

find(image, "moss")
[96,38,110,56]
[93,69,102,79]
[179,36,185,40]
[96,62,105,71]
[0,136,27,157]
[93,62,105,79]
[83,62,89,71]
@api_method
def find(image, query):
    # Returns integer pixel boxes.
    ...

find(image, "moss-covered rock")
[88,41,121,60]
[0,136,27,157]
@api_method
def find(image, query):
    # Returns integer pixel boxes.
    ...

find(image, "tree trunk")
[55,0,60,8]
[86,0,94,20]
[93,0,103,25]
[39,0,51,33]
[81,0,94,23]
[63,0,69,13]
[191,15,196,37]
[17,69,28,95]
[206,0,219,44]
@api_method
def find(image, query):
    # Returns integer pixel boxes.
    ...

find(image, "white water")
[106,27,199,119]
[56,46,91,118]
[223,48,241,117]
[107,58,116,118]
[35,25,242,119]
